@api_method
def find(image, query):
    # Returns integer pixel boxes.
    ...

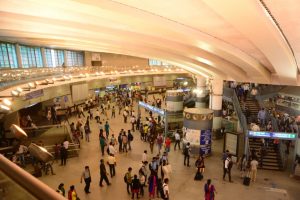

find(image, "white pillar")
[15,44,22,68]
[195,76,207,108]
[41,47,47,67]
[209,79,223,131]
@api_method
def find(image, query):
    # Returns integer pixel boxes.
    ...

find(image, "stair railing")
[223,87,250,157]
[0,154,65,200]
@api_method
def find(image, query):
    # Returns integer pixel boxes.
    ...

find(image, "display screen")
[138,101,165,116]
[248,131,297,140]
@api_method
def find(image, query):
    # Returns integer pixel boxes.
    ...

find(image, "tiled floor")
[38,99,300,200]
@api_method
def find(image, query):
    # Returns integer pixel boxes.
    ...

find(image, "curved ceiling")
[0,0,299,85]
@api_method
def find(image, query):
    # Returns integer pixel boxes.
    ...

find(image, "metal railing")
[223,87,249,156]
[0,154,65,200]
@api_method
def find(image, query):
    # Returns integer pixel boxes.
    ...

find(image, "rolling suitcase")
[243,177,250,186]
[194,171,203,181]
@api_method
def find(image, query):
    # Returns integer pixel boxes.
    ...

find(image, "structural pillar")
[182,108,213,156]
[209,79,223,133]
[195,76,207,108]
[40,47,47,67]
[15,44,23,68]
[166,90,184,112]
[166,90,184,130]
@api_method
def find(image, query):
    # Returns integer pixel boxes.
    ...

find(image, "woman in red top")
[165,137,171,153]
[204,179,216,200]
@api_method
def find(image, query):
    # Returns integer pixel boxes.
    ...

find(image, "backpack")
[184,146,189,156]
[227,159,233,169]
[128,134,133,141]
[160,184,167,198]
[124,173,128,183]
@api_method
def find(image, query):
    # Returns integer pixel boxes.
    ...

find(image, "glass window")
[149,59,170,66]
[66,50,83,66]
[0,42,18,68]
[45,48,64,67]
[20,45,43,68]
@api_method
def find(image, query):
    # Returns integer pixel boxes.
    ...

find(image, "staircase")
[239,97,260,123]
[248,138,282,170]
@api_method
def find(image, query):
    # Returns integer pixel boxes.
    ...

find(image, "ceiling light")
[16,87,23,93]
[11,90,19,96]
[52,77,56,81]
[0,104,10,111]
[28,82,36,89]
[10,124,27,139]
[196,57,213,66]
[35,81,40,85]
[3,99,11,106]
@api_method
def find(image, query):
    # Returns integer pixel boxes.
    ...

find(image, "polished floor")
[39,99,299,200]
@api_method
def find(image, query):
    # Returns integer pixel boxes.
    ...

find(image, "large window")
[66,51,83,66]
[149,59,169,66]
[45,48,64,67]
[0,42,18,68]
[20,45,43,68]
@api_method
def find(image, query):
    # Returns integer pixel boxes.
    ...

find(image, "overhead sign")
[25,89,44,100]
[248,131,297,140]
[138,101,165,116]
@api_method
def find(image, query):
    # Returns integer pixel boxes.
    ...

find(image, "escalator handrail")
[0,154,66,200]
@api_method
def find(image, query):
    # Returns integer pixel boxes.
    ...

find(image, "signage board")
[138,101,165,116]
[248,131,297,140]
[25,89,44,100]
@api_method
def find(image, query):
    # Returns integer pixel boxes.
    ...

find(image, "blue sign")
[138,101,165,116]
[199,129,212,156]
[200,130,211,145]
[25,89,44,100]
[248,131,297,140]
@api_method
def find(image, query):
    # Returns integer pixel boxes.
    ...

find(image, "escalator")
[0,154,65,200]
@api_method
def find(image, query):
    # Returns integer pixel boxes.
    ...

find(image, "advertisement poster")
[200,129,212,156]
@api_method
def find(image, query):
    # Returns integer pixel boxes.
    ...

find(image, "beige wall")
[84,51,92,66]
[99,53,149,67]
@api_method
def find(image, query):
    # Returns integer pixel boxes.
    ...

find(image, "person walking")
[131,174,141,199]
[250,157,259,182]
[195,155,205,174]
[148,172,157,200]
[174,130,181,150]
[60,143,67,166]
[118,131,123,152]
[165,137,171,153]
[125,167,133,194]
[57,183,65,196]
[123,110,128,123]
[111,106,116,118]
[68,185,78,200]
[131,115,136,132]
[122,132,128,153]
[99,134,106,156]
[139,170,146,197]
[184,142,191,166]
[162,178,170,200]
[84,122,91,142]
[104,121,110,139]
[128,130,133,151]
[223,154,233,182]
[157,133,163,153]
[107,153,116,178]
[80,166,91,194]
[142,150,148,164]
[204,179,216,200]
[99,159,111,187]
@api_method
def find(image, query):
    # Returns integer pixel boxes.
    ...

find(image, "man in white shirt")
[63,138,69,150]
[174,131,181,150]
[80,166,91,194]
[223,154,233,182]
[108,142,117,155]
[142,150,148,164]
[250,157,259,182]
[163,178,169,200]
[107,154,116,177]
[16,144,28,166]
